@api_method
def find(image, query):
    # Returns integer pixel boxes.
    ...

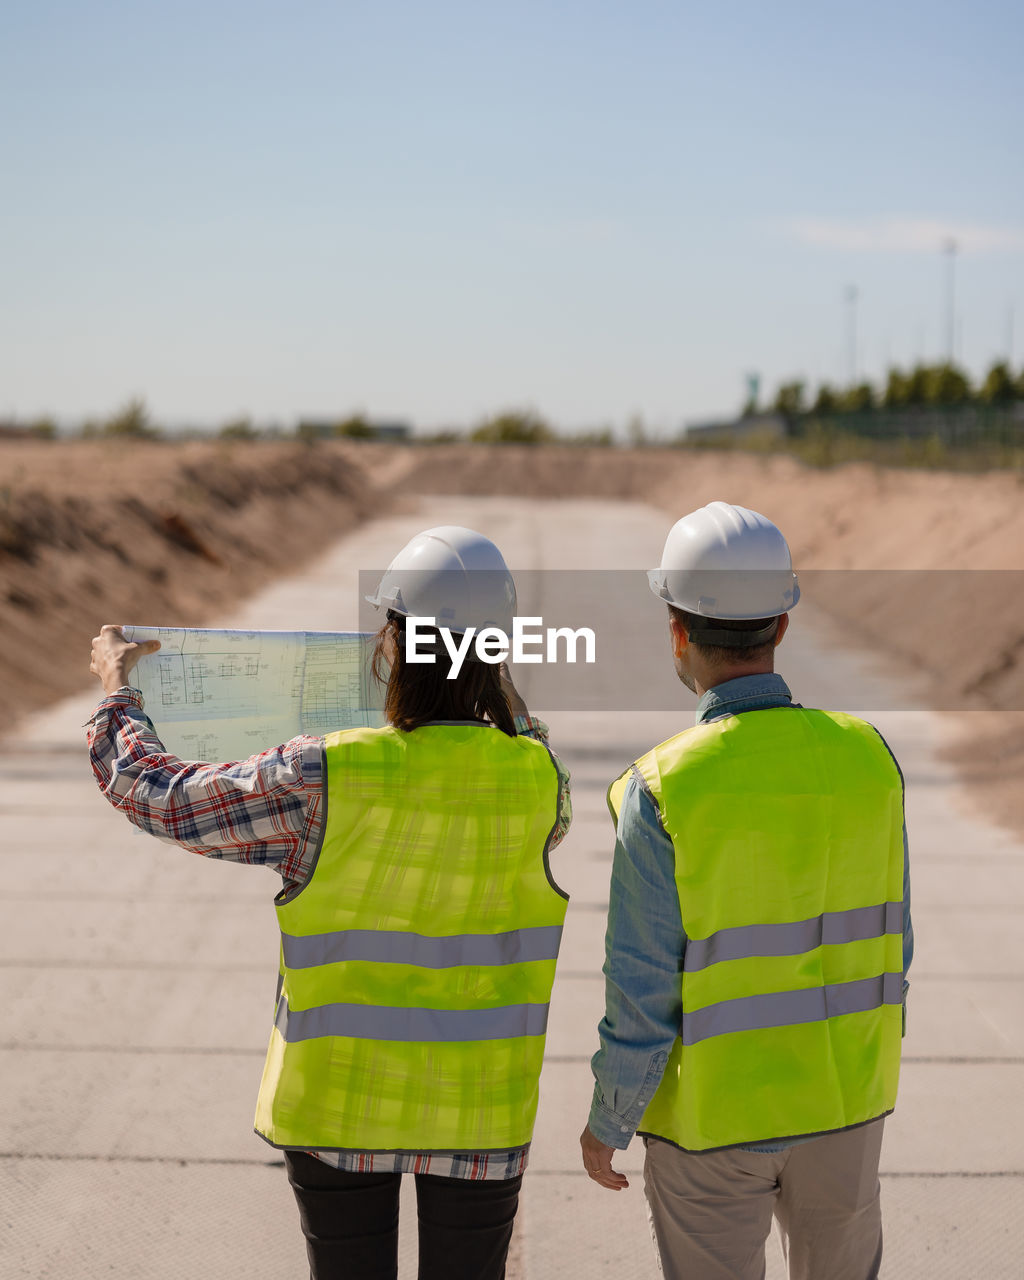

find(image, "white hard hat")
[648,501,800,619]
[366,526,517,634]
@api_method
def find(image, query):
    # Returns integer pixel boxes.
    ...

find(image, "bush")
[470,410,554,444]
[334,414,374,439]
[103,398,159,438]
[219,416,258,439]
[29,417,57,440]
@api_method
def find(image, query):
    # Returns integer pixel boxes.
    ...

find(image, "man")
[579,501,913,1280]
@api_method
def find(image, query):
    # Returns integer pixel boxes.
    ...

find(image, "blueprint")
[123,626,386,762]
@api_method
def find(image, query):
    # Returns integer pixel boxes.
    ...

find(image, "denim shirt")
[587,673,914,1152]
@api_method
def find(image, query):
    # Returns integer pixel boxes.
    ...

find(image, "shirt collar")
[695,672,793,724]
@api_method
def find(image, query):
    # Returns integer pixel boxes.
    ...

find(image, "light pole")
[943,238,957,363]
[743,371,761,416]
[844,285,858,386]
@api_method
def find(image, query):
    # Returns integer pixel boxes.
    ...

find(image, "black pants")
[284,1151,522,1280]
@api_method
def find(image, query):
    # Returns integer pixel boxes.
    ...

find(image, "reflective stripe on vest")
[280,923,564,971]
[608,706,905,1152]
[255,722,567,1154]
[682,901,903,973]
[680,971,903,1046]
[274,993,552,1043]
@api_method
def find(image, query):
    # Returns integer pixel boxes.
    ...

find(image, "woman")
[87,526,571,1280]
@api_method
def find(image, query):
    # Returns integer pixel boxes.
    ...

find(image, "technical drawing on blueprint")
[123,626,385,761]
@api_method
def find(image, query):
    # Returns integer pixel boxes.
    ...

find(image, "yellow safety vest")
[608,706,905,1152]
[255,722,567,1153]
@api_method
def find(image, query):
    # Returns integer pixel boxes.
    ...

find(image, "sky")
[2,0,1022,435]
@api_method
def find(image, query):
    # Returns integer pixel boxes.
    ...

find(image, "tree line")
[5,356,1022,450]
[768,358,1024,421]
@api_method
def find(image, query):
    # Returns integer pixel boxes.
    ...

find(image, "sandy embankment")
[0,439,387,724]
[1,438,1021,834]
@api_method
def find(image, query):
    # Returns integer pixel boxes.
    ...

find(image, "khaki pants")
[643,1118,885,1280]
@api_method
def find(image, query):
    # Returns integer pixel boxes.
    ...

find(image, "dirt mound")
[0,439,383,724]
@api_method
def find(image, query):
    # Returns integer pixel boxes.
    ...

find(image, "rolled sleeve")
[86,688,323,883]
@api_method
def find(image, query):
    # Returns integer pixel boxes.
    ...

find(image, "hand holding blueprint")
[123,626,386,762]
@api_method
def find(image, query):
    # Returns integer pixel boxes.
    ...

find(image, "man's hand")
[90,625,161,696]
[580,1125,629,1191]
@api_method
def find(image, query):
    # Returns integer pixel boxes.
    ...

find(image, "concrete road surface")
[2,497,1022,1278]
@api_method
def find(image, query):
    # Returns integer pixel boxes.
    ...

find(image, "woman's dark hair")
[371,611,516,736]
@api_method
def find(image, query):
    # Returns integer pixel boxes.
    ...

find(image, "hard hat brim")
[648,567,800,618]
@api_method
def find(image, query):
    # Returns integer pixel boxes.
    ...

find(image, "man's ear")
[668,612,689,659]
[774,613,790,647]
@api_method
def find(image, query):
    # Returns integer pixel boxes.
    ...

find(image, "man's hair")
[668,605,780,667]
[371,612,516,736]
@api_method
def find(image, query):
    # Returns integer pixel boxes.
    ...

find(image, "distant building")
[296,419,412,441]
[683,412,788,443]
[369,421,411,441]
[0,420,52,440]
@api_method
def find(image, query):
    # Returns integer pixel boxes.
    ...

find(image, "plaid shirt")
[87,687,572,1179]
